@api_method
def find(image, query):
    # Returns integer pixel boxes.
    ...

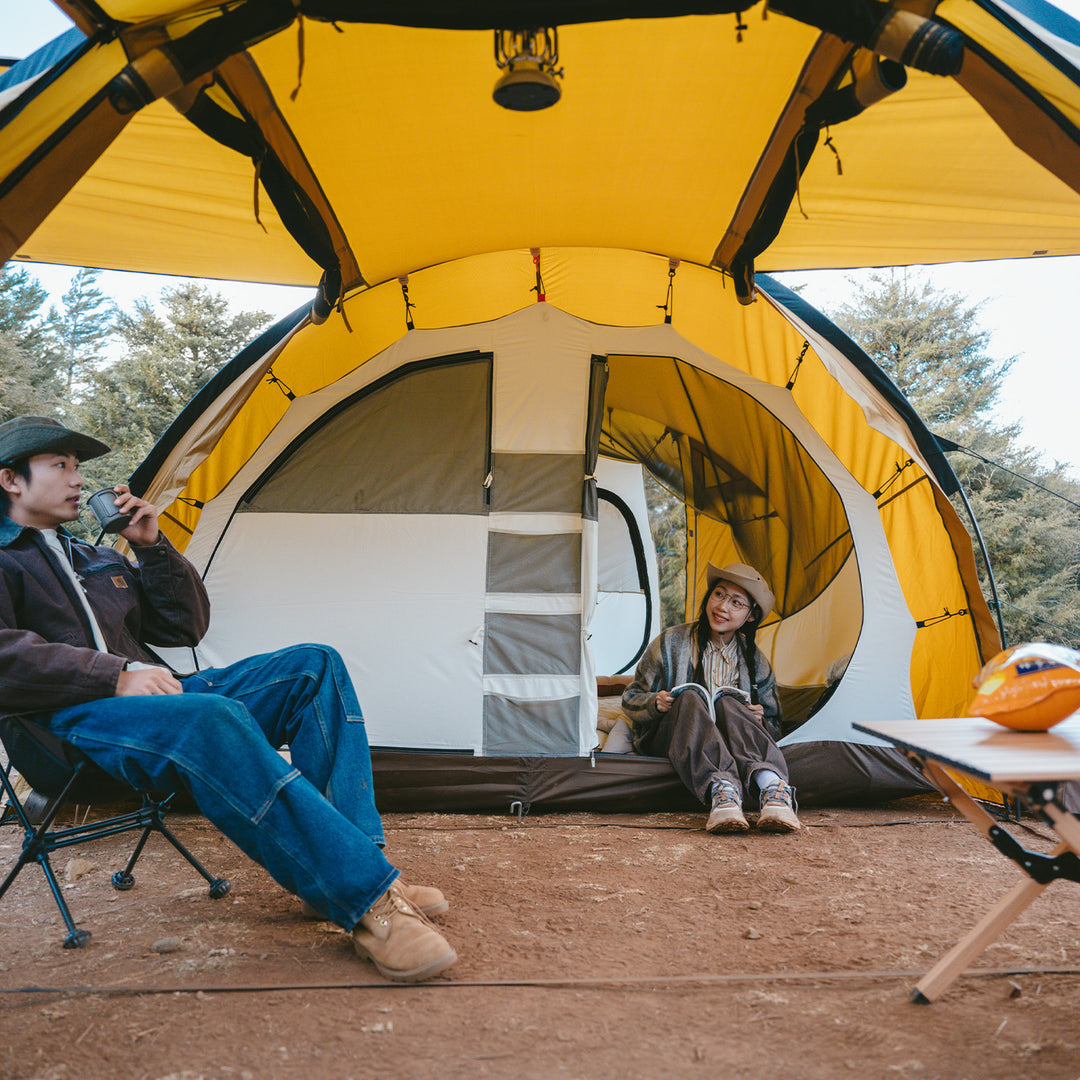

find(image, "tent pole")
[950,476,1007,649]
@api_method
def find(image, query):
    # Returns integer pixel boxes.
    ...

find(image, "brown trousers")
[641,690,788,806]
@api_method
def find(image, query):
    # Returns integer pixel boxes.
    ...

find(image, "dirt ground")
[1,795,1079,1080]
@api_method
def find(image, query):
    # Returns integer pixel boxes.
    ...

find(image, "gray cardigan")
[621,622,781,750]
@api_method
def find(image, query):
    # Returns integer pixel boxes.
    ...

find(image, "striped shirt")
[702,635,741,698]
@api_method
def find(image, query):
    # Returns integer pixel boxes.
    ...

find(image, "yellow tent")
[5,2,1080,291]
[4,0,1077,806]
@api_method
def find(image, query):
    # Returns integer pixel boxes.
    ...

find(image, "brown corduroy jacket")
[0,515,209,715]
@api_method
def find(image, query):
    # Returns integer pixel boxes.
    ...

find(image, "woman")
[621,562,800,833]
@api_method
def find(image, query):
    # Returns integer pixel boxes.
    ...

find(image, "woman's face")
[705,580,755,642]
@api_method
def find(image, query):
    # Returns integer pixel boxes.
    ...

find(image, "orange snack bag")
[967,643,1080,731]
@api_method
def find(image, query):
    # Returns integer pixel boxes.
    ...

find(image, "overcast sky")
[3,3,1080,477]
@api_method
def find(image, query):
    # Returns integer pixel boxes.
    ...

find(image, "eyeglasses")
[710,588,750,613]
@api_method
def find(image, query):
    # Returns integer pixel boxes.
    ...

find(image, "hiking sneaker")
[706,780,749,833]
[757,780,801,833]
[301,880,449,920]
[352,883,457,982]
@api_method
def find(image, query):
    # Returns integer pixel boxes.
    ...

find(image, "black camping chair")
[0,715,230,948]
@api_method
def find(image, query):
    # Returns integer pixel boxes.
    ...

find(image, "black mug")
[86,487,133,534]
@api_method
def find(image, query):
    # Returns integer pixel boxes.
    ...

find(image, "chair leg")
[0,839,93,948]
[110,812,154,890]
[2,773,230,946]
[37,853,92,948]
[0,761,95,946]
[107,795,230,899]
[142,798,232,899]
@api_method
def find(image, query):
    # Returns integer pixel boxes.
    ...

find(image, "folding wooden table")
[853,716,1080,1003]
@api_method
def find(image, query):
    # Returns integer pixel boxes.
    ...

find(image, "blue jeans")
[43,644,398,929]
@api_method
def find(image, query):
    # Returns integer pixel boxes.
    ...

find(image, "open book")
[668,682,751,719]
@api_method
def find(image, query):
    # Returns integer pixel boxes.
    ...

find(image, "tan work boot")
[352,883,457,982]
[705,780,749,833]
[756,780,802,832]
[400,881,449,916]
[300,880,448,920]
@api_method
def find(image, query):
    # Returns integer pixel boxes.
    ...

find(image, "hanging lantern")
[493,28,563,111]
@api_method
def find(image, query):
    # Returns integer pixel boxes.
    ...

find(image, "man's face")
[0,452,84,530]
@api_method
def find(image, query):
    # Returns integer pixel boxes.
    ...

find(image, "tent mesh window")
[239,353,492,516]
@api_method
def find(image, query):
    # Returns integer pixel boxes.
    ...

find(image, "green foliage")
[47,267,115,398]
[832,270,1080,648]
[0,265,64,419]
[74,283,271,493]
[643,470,687,628]
[0,335,53,422]
[0,268,272,541]
[832,272,1011,440]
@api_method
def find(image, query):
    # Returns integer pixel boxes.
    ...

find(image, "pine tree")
[0,265,64,418]
[75,282,272,493]
[831,270,1080,647]
[0,335,50,422]
[46,267,115,398]
[0,264,50,344]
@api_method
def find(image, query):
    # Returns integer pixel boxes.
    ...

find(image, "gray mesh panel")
[490,453,584,513]
[487,532,581,593]
[483,695,581,755]
[241,355,491,515]
[484,612,581,675]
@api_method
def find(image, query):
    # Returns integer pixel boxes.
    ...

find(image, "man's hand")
[109,484,161,547]
[116,667,182,696]
[747,702,765,722]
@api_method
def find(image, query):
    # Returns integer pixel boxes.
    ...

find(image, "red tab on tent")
[531,248,546,303]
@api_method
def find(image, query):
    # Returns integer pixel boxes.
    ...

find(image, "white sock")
[754,769,783,793]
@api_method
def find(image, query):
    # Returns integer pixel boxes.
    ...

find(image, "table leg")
[911,862,1057,1003]
[1037,800,1080,853]
[912,759,1073,1003]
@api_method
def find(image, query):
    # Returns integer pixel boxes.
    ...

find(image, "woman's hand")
[747,702,765,722]
[656,689,674,713]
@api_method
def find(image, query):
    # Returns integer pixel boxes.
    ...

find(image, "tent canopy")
[2,1,1080,303]
[2,1,1076,805]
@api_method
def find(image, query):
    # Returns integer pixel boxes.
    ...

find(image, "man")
[0,415,456,982]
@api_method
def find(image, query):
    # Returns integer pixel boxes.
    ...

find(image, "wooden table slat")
[853,717,1080,784]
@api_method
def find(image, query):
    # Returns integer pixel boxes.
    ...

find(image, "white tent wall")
[198,511,489,751]
[166,307,607,755]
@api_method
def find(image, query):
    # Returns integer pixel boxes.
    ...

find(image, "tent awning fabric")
[2,1,1080,296]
